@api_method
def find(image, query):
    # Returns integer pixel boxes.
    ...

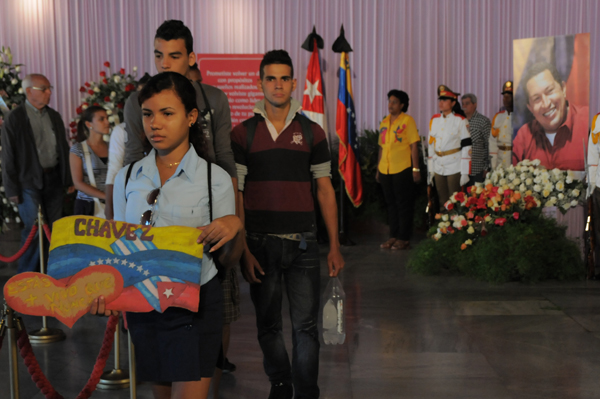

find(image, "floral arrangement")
[69,61,138,143]
[0,46,25,114]
[432,159,585,250]
[0,46,24,229]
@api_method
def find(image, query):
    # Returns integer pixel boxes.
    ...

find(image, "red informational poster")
[197,54,264,127]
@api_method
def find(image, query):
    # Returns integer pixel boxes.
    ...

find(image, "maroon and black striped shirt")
[232,116,331,234]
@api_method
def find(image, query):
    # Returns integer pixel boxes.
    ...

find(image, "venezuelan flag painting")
[5,216,205,327]
[335,52,363,207]
[47,216,203,314]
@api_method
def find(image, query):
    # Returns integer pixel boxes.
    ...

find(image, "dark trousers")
[17,168,64,273]
[247,231,321,399]
[379,168,415,241]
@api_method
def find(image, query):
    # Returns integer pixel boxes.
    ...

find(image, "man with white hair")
[461,93,491,184]
[1,73,72,273]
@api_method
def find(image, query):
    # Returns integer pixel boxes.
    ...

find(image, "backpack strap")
[197,83,216,143]
[242,114,264,154]
[207,161,213,222]
[124,162,136,202]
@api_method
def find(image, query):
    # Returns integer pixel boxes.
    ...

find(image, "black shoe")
[222,357,236,374]
[268,382,293,399]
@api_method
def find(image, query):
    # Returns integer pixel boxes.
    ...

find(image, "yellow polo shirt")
[378,113,419,174]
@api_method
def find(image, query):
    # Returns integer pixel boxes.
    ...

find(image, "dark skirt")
[74,198,95,216]
[126,276,223,382]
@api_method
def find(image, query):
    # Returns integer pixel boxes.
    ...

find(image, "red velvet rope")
[43,223,52,241]
[75,314,119,399]
[17,315,119,399]
[0,224,38,263]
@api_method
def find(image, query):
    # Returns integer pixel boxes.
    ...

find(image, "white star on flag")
[163,288,174,299]
[303,79,322,103]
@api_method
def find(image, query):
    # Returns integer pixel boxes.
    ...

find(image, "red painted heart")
[4,265,123,328]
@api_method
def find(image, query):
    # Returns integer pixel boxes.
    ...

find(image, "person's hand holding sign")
[197,215,244,269]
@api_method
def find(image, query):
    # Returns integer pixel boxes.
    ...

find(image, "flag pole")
[333,25,359,246]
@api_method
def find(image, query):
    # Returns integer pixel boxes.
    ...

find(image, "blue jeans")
[17,169,64,273]
[247,231,321,399]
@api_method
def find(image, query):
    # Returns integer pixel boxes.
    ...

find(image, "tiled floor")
[2,228,600,398]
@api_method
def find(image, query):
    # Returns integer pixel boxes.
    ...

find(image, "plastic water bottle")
[322,277,346,345]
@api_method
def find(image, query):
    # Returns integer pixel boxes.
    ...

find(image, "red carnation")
[494,217,507,226]
[93,102,100,106]
[454,192,465,203]
[125,83,135,92]
[104,61,111,67]
[481,229,487,237]
[79,86,86,92]
[83,102,89,106]
[513,212,520,220]
[120,68,126,75]
[117,103,124,109]
[504,198,511,205]
[88,89,94,95]
[103,78,108,84]
[445,202,454,211]
[99,71,106,77]
[69,121,77,128]
[76,106,82,114]
[85,82,91,87]
[104,96,111,102]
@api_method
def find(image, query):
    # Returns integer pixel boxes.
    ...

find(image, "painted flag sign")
[4,216,205,327]
[302,40,327,131]
[335,52,363,207]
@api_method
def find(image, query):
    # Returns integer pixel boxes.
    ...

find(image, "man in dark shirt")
[232,50,344,399]
[1,74,72,272]
[461,93,491,183]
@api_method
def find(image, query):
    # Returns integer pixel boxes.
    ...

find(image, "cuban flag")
[302,39,327,131]
[335,52,363,207]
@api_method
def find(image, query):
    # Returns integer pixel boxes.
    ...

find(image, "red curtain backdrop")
[1,0,599,139]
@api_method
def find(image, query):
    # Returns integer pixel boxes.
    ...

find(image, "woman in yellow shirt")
[377,90,421,250]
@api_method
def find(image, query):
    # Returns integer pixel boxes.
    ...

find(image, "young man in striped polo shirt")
[231,50,344,399]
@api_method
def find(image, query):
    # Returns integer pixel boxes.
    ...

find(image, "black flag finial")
[301,26,324,51]
[332,24,353,53]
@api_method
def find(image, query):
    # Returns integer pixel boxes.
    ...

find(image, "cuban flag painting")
[47,216,203,313]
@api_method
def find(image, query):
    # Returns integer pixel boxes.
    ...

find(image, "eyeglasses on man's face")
[31,86,54,92]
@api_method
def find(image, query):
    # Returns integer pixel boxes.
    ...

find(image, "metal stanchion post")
[28,206,65,344]
[98,316,129,389]
[128,330,137,399]
[5,305,20,399]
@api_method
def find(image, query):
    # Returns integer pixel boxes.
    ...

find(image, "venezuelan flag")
[335,52,363,207]
[47,216,204,313]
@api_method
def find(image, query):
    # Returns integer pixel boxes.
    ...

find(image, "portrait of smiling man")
[512,61,589,170]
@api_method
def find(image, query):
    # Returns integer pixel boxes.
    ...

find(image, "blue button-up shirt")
[113,145,235,285]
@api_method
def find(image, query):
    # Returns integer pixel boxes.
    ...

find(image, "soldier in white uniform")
[489,81,514,170]
[428,85,472,210]
[586,111,600,276]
